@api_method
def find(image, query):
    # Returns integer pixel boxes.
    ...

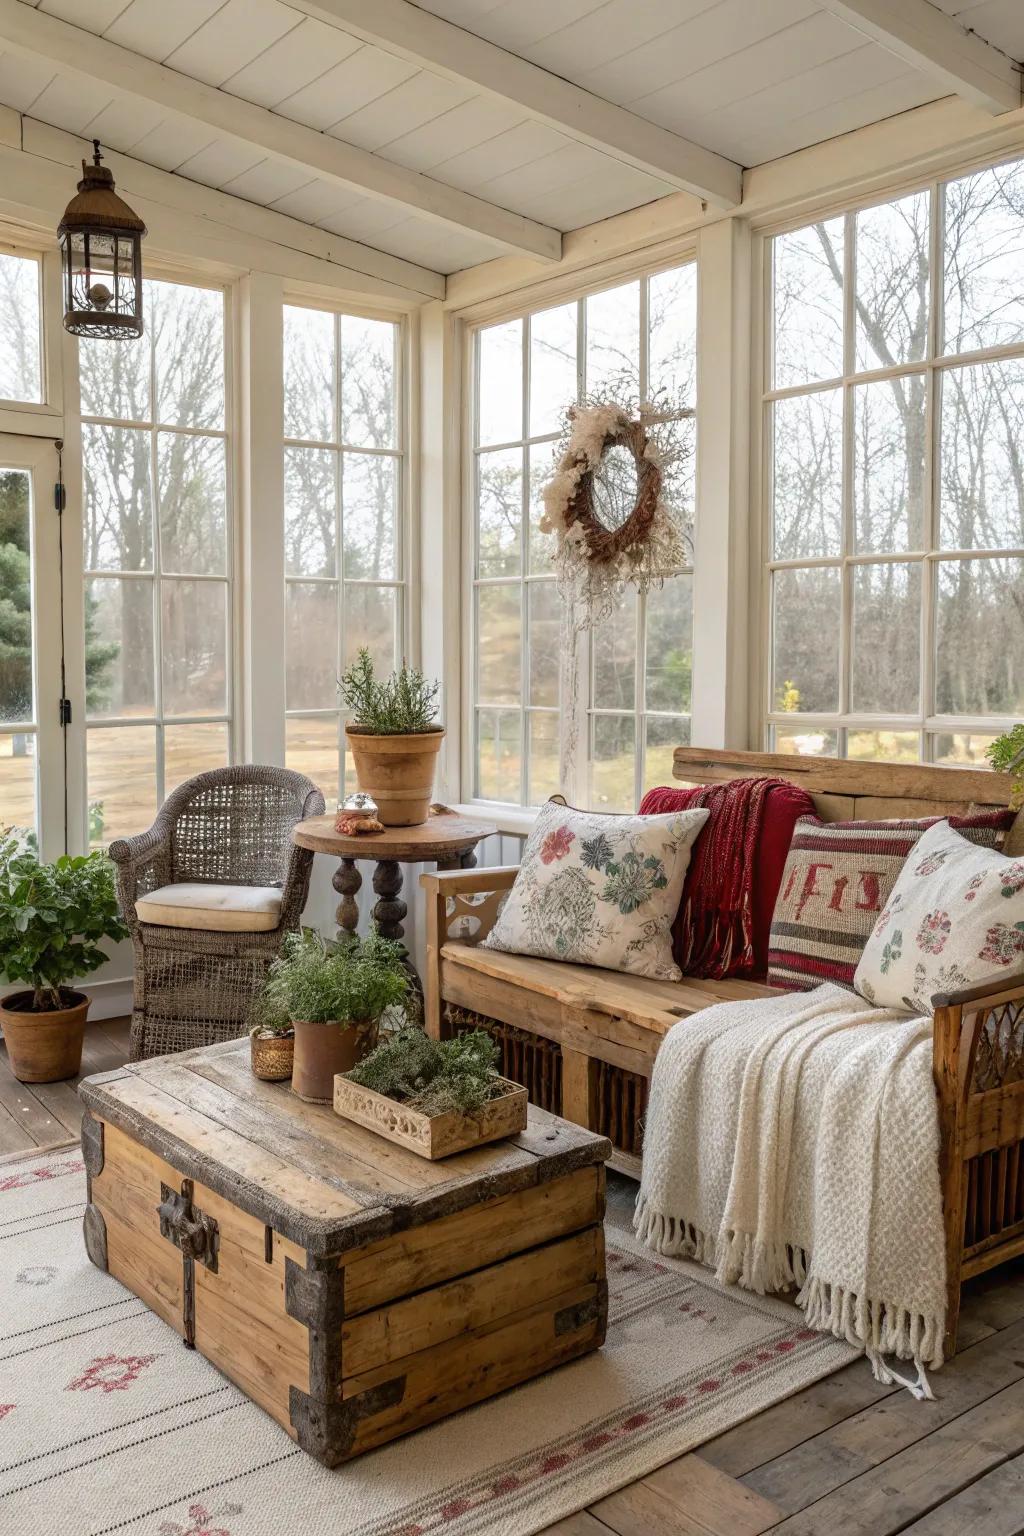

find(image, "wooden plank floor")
[0,1015,130,1153]
[3,1021,1024,1533]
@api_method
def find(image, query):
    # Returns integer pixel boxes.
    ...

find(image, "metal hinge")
[157,1179,219,1349]
[58,697,72,726]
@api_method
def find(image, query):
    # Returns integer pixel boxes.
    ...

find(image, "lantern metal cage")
[58,142,146,340]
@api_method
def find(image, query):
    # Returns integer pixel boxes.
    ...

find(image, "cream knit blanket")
[634,982,947,1393]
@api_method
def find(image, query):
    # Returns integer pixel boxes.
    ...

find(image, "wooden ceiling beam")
[0,0,562,262]
[288,0,742,208]
[818,0,1021,114]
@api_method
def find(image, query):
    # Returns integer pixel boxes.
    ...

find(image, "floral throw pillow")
[854,820,1024,1015]
[483,800,710,980]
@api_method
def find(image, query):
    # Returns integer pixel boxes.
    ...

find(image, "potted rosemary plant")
[339,649,443,826]
[0,834,127,1082]
[258,926,409,1102]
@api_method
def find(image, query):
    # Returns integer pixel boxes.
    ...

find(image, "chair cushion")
[766,809,1014,992]
[855,820,1024,1015]
[136,882,283,933]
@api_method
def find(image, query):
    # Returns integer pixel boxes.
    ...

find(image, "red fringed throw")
[640,777,814,979]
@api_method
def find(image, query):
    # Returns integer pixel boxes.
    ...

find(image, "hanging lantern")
[58,141,146,340]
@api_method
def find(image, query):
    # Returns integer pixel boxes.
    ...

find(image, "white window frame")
[0,241,64,439]
[755,152,1024,764]
[281,297,411,806]
[460,252,698,817]
[79,269,237,825]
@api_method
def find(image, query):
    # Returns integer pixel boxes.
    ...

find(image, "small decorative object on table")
[257,925,409,1103]
[249,1022,294,1081]
[333,789,384,836]
[335,1027,527,1159]
[987,725,1024,856]
[0,833,127,1082]
[339,648,444,826]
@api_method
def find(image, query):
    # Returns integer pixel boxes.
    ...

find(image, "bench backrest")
[672,747,1015,823]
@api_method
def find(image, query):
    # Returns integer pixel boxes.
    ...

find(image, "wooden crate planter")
[79,1039,609,1466]
[333,1074,527,1159]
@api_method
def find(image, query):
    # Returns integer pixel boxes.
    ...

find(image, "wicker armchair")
[109,766,325,1062]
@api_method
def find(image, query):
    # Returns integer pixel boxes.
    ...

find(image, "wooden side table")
[291,810,498,987]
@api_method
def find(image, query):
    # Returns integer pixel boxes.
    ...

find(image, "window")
[282,305,404,808]
[0,250,42,405]
[0,457,37,838]
[766,158,1024,766]
[471,265,697,811]
[81,278,231,847]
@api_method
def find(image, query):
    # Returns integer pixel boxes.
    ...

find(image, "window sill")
[452,802,538,838]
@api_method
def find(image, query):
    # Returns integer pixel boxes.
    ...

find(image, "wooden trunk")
[80,1040,609,1466]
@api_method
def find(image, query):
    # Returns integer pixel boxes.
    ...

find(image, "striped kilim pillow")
[767,810,1014,991]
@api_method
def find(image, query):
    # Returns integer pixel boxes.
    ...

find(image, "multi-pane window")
[0,460,36,837]
[766,157,1024,766]
[0,250,42,405]
[471,264,697,811]
[282,305,404,808]
[81,278,231,847]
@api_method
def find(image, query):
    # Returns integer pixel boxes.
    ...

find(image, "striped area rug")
[0,1145,854,1536]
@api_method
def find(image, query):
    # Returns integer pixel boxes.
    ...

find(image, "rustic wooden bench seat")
[423,748,1024,1352]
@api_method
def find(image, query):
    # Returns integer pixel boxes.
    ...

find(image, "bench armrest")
[420,866,520,1037]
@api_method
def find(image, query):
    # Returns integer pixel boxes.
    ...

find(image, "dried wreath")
[539,401,688,631]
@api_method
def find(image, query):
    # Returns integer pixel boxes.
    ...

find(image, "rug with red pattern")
[0,1146,854,1535]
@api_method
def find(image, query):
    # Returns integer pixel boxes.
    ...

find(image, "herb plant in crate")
[988,726,1024,856]
[0,833,127,1082]
[336,1027,528,1159]
[339,648,443,826]
[258,925,409,1102]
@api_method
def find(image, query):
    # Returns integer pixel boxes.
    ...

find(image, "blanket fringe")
[634,1194,944,1395]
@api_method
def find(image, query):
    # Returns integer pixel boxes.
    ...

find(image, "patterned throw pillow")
[767,810,1013,992]
[855,821,1024,1015]
[482,800,710,980]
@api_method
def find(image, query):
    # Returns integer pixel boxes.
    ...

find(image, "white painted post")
[689,218,753,750]
[238,272,286,767]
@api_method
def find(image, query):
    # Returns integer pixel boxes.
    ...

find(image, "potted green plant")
[339,648,443,826]
[0,833,127,1083]
[987,726,1024,856]
[259,926,409,1103]
[336,1028,527,1159]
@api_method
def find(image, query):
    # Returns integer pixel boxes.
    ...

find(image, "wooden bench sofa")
[422,748,1024,1352]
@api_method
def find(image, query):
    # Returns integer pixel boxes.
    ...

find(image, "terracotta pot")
[0,989,89,1083]
[291,1017,379,1104]
[250,1030,295,1082]
[345,727,445,827]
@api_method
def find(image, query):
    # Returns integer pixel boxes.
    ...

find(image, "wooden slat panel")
[341,1282,602,1457]
[672,746,1013,807]
[964,1080,1024,1158]
[92,1123,183,1337]
[341,1166,602,1314]
[342,1225,603,1375]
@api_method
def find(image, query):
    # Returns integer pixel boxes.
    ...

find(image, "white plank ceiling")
[2,0,1022,277]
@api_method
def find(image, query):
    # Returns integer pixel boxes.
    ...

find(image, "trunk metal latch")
[157,1178,219,1349]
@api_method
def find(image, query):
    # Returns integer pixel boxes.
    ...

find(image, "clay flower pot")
[0,989,90,1083]
[250,1028,295,1082]
[291,1017,380,1104]
[345,727,445,827]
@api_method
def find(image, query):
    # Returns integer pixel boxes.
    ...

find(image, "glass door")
[0,435,65,857]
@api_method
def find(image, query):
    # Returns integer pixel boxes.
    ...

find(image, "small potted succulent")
[0,833,127,1082]
[336,1027,527,1159]
[988,725,1024,856]
[339,648,443,826]
[258,926,409,1103]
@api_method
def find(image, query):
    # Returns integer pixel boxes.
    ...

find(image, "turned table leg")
[371,858,406,941]
[333,857,362,938]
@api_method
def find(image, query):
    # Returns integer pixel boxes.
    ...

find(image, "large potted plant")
[988,725,1024,856]
[339,648,443,826]
[0,833,127,1083]
[258,926,409,1103]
